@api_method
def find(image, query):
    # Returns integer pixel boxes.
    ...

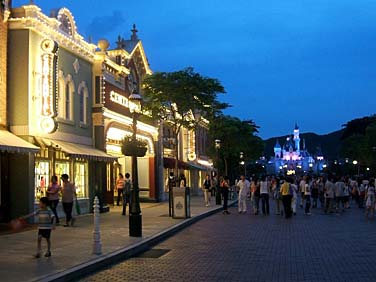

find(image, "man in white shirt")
[236,175,250,213]
[299,176,307,208]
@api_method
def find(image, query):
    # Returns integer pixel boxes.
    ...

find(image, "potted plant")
[121,137,148,157]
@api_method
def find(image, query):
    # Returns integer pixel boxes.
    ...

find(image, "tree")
[142,67,227,174]
[208,115,264,180]
[340,115,376,174]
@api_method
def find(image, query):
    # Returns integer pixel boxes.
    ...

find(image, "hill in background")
[264,129,344,161]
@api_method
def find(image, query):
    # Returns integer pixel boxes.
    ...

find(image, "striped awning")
[0,130,39,154]
[40,138,117,162]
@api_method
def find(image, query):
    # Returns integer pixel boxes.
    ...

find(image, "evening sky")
[12,0,376,138]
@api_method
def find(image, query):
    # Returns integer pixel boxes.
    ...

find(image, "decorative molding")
[8,5,96,62]
[73,58,80,74]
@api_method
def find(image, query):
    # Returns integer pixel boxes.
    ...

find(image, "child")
[22,197,55,258]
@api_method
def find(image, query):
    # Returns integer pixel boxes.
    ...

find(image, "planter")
[122,143,147,157]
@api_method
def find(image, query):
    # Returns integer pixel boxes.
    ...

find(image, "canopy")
[40,139,117,162]
[0,130,39,153]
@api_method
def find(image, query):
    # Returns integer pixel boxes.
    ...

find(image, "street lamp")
[353,160,360,176]
[129,93,142,237]
[215,139,221,205]
[239,151,246,176]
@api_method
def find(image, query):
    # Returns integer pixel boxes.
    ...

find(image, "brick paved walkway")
[80,200,376,282]
[0,196,231,282]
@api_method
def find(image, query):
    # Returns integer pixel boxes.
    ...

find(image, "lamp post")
[129,93,142,237]
[353,160,360,176]
[215,139,221,205]
[240,152,246,176]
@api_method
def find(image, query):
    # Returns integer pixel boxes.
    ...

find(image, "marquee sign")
[39,38,58,134]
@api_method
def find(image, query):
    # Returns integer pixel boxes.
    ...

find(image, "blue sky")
[13,0,376,138]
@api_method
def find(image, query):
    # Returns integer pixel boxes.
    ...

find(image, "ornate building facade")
[92,27,160,202]
[1,2,214,221]
[6,4,115,219]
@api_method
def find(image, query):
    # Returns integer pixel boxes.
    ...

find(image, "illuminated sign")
[110,91,130,108]
[39,38,58,134]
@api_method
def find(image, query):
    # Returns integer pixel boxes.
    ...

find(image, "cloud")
[85,10,126,41]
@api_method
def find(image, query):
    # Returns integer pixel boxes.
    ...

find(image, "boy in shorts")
[23,197,55,258]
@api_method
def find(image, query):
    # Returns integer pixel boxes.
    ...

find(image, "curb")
[35,201,237,282]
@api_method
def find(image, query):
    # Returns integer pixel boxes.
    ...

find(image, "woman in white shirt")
[365,179,375,219]
[260,175,270,215]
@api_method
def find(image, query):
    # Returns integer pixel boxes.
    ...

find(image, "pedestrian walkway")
[0,196,232,282]
[82,199,376,282]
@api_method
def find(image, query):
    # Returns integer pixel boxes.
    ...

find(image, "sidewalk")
[0,196,234,282]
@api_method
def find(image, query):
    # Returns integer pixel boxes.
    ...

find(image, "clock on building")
[40,38,57,53]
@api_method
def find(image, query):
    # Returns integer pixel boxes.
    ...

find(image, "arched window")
[65,74,74,121]
[77,81,88,124]
[58,70,66,119]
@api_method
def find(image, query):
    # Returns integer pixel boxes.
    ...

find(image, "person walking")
[365,179,375,219]
[21,197,55,258]
[324,176,335,214]
[202,175,212,207]
[317,176,325,208]
[359,179,368,208]
[272,177,283,215]
[46,175,61,225]
[251,177,260,215]
[236,175,250,214]
[311,177,319,208]
[304,177,312,215]
[122,173,132,216]
[299,176,307,208]
[221,176,230,214]
[260,175,270,215]
[61,174,76,227]
[334,176,346,213]
[281,177,293,218]
[116,173,125,206]
[291,180,298,216]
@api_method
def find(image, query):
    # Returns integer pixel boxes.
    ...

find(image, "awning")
[41,139,117,162]
[187,162,210,171]
[0,130,39,154]
[163,157,189,170]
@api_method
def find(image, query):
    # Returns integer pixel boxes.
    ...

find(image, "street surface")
[80,201,376,282]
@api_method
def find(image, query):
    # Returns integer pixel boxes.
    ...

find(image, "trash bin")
[172,187,191,219]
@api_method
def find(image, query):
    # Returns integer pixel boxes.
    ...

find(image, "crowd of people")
[204,173,376,220]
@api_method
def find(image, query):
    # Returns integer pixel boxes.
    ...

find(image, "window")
[78,81,88,124]
[58,70,66,119]
[65,84,70,119]
[74,162,88,198]
[58,71,74,121]
[55,161,70,186]
[35,161,50,201]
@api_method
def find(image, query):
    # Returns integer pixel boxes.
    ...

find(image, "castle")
[266,124,325,175]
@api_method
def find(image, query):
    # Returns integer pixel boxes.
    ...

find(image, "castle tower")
[293,123,300,153]
[274,139,281,158]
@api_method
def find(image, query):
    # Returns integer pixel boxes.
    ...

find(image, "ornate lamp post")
[215,139,221,205]
[129,93,142,237]
[240,151,246,176]
[353,160,360,176]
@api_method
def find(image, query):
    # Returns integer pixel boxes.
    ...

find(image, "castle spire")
[131,24,138,41]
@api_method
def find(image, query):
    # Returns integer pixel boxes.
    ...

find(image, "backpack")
[124,180,131,195]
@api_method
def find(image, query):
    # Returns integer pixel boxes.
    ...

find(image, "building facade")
[92,28,160,203]
[1,3,216,221]
[6,4,115,219]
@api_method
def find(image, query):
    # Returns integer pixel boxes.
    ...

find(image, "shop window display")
[74,162,87,198]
